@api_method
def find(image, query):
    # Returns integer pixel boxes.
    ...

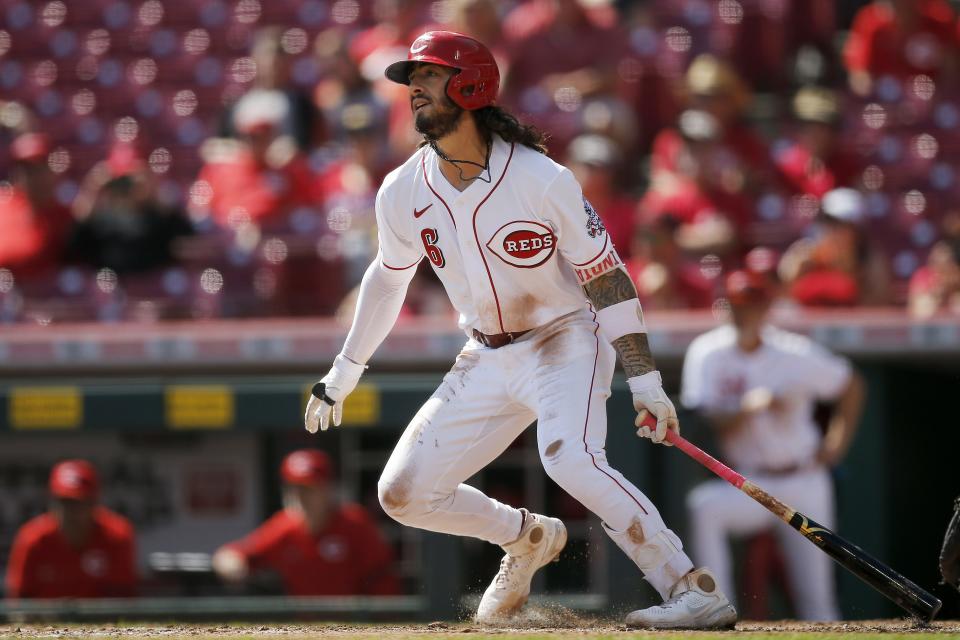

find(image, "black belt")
[472,328,531,349]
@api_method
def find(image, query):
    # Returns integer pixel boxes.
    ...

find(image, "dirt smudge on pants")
[627,518,646,545]
[533,323,571,366]
[544,439,564,459]
[438,351,479,402]
[380,464,416,515]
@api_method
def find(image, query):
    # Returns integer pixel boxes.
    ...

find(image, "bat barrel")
[789,515,942,622]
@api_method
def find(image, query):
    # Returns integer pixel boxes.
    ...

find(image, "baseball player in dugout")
[5,460,137,599]
[305,31,737,628]
[681,270,866,620]
[211,449,400,595]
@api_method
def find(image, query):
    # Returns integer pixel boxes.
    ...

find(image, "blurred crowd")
[2,0,960,324]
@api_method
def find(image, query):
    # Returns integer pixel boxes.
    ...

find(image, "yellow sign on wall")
[166,385,234,429]
[303,383,380,426]
[10,387,83,430]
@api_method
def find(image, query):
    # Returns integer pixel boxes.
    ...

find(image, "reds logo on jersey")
[486,221,557,268]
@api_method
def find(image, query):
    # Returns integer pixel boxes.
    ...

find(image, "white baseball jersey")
[681,324,852,473]
[375,135,621,335]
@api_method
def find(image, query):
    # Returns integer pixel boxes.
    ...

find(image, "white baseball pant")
[686,467,839,620]
[377,309,693,599]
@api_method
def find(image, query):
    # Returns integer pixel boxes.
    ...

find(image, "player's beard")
[414,93,465,141]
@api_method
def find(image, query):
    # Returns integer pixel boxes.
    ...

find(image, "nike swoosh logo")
[411,42,428,53]
[687,601,710,612]
[414,204,433,218]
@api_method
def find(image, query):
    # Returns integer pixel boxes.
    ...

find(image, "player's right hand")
[304,354,366,433]
[628,370,679,446]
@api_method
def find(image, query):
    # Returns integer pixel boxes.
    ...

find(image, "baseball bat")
[639,416,942,621]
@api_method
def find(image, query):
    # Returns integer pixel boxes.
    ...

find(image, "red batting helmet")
[384,31,499,111]
[280,449,332,486]
[724,269,774,306]
[49,460,100,500]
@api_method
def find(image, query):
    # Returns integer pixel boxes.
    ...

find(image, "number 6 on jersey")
[421,228,445,268]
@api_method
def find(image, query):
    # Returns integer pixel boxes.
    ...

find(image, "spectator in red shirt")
[212,449,400,596]
[626,214,716,310]
[644,56,772,256]
[5,460,137,599]
[193,90,321,233]
[0,133,72,281]
[844,0,960,96]
[776,86,861,200]
[642,110,753,257]
[779,188,891,306]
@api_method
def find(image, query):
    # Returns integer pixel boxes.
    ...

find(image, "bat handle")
[638,413,746,489]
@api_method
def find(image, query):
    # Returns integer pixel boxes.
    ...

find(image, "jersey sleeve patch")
[584,197,606,238]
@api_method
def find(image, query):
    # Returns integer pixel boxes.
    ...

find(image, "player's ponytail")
[473,106,549,154]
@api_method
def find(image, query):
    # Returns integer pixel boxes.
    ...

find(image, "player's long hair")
[473,105,549,154]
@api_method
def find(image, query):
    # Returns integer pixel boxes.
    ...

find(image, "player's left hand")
[304,355,365,433]
[628,371,678,446]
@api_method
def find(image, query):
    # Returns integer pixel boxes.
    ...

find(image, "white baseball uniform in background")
[367,135,694,600]
[680,324,852,620]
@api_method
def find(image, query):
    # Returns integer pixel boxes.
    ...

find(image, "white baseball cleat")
[625,567,737,629]
[475,510,567,623]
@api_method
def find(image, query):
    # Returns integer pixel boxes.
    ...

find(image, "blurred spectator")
[66,142,192,275]
[775,87,861,199]
[0,133,72,280]
[448,0,509,65]
[779,188,891,306]
[642,56,771,256]
[220,27,322,151]
[565,134,637,259]
[843,0,960,97]
[617,5,681,153]
[681,270,865,620]
[626,215,715,310]
[669,54,767,175]
[319,103,393,286]
[194,90,321,232]
[349,0,440,84]
[5,460,137,599]
[501,0,629,154]
[313,29,391,146]
[642,110,747,256]
[908,214,960,318]
[212,449,400,596]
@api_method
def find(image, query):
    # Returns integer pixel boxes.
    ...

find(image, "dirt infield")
[1,619,959,639]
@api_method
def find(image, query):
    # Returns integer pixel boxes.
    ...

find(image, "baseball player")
[304,31,736,629]
[212,449,399,596]
[681,270,865,620]
[5,460,137,599]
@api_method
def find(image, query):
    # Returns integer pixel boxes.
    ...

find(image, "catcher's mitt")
[941,496,960,592]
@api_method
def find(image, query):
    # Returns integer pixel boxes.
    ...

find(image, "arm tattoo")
[582,268,636,311]
[611,333,657,378]
[582,269,657,377]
